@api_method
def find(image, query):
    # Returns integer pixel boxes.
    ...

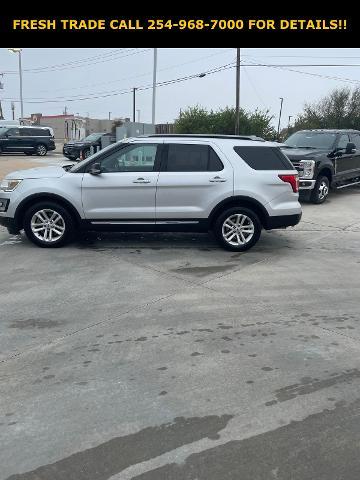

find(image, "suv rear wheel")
[214,207,262,251]
[23,201,74,247]
[36,144,47,156]
[311,175,329,204]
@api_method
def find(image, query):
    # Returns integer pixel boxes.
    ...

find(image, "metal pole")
[235,48,240,135]
[11,102,15,120]
[108,112,111,120]
[19,51,24,119]
[133,88,137,122]
[152,48,157,125]
[277,97,284,140]
[287,115,292,130]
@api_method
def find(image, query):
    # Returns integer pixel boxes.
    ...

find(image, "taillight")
[278,174,299,193]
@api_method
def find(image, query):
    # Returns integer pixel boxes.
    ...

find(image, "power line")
[2,49,150,74]
[30,49,235,95]
[242,59,360,85]
[2,62,237,104]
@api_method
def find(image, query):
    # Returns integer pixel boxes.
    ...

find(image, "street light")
[277,97,284,140]
[8,48,23,120]
[235,48,241,135]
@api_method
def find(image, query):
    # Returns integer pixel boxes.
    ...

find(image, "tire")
[83,149,91,159]
[213,207,262,252]
[23,201,75,248]
[310,175,330,204]
[36,144,48,156]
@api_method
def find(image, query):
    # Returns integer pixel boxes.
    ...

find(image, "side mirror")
[89,163,102,175]
[345,142,356,154]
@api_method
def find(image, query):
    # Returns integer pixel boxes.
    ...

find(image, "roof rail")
[143,134,266,141]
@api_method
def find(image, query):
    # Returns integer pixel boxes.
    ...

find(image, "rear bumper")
[265,212,302,230]
[0,216,20,234]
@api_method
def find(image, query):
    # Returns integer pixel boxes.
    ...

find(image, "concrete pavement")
[1,184,360,479]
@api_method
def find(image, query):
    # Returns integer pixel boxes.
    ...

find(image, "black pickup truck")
[281,129,360,203]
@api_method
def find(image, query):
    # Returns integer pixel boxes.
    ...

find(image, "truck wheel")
[23,201,75,248]
[214,207,262,252]
[311,175,330,204]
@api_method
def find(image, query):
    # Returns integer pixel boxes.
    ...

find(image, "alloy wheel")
[222,213,255,246]
[37,145,47,156]
[30,209,66,243]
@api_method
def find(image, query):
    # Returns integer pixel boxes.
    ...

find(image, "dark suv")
[63,132,110,161]
[0,126,55,156]
[282,129,360,203]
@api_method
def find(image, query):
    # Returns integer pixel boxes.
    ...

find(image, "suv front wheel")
[23,202,74,247]
[214,207,262,251]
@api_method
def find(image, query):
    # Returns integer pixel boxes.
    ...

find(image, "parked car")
[282,129,360,203]
[0,125,55,156]
[0,134,301,250]
[63,132,110,161]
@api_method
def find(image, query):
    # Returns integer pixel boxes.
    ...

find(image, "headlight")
[0,179,22,192]
[299,160,315,179]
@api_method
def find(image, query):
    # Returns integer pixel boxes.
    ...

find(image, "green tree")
[174,106,276,140]
[293,87,360,131]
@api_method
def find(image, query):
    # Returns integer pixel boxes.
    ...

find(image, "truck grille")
[291,162,304,174]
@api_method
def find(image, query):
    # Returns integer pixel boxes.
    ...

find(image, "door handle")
[133,178,151,184]
[209,176,227,183]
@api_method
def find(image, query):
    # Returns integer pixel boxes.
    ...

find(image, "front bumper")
[0,216,20,234]
[299,179,316,190]
[265,212,302,230]
[63,147,80,157]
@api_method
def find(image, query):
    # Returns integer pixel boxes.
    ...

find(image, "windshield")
[0,127,10,136]
[285,131,337,149]
[83,133,103,142]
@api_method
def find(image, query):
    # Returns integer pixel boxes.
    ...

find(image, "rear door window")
[30,128,51,136]
[234,146,294,170]
[20,128,33,136]
[165,144,224,172]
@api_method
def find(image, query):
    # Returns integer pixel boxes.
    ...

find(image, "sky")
[1,47,360,129]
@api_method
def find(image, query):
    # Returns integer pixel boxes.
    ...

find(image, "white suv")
[0,134,301,251]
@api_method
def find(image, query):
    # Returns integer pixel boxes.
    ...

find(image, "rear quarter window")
[234,146,294,170]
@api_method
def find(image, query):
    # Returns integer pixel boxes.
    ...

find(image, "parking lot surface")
[1,155,360,479]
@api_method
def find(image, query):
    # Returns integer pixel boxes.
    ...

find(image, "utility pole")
[277,97,284,140]
[8,49,23,119]
[132,88,137,122]
[235,48,240,135]
[288,115,292,130]
[108,112,111,120]
[11,102,15,120]
[152,48,157,125]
